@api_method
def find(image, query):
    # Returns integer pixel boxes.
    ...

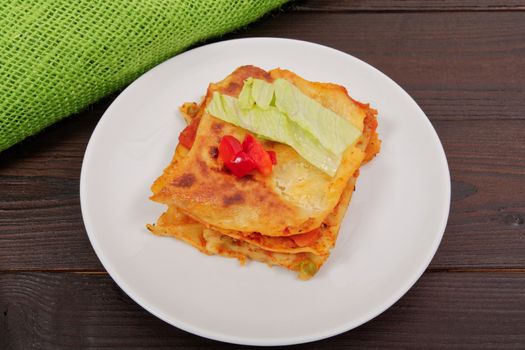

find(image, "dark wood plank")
[0,103,106,272]
[432,119,525,269]
[1,10,525,271]
[295,0,525,12]
[236,11,525,122]
[1,272,524,349]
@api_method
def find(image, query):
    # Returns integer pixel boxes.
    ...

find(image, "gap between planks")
[291,1,525,13]
[293,8,525,14]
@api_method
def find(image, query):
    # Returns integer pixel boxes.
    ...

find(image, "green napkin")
[0,0,289,152]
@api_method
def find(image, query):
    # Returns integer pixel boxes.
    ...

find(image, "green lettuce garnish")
[206,78,361,176]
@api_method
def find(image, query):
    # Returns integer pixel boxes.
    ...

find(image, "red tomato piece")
[225,151,256,178]
[290,229,322,247]
[218,135,243,163]
[242,134,273,176]
[178,117,200,149]
[267,150,277,165]
[242,133,256,151]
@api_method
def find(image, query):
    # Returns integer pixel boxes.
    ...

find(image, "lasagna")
[147,65,380,279]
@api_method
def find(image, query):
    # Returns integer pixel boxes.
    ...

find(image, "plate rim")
[80,37,451,346]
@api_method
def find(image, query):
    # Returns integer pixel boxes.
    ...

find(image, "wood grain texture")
[433,120,525,268]
[236,11,525,122]
[1,10,524,271]
[295,0,525,11]
[2,3,525,348]
[0,101,107,271]
[1,272,524,349]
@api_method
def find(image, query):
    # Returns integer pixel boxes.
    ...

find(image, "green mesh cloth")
[0,0,288,152]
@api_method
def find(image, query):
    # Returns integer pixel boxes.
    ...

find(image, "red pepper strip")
[225,151,256,177]
[290,229,322,247]
[242,134,273,176]
[219,135,243,163]
[267,150,277,165]
[178,117,200,149]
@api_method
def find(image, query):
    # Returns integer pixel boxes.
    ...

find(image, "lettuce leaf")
[206,78,361,176]
[273,79,361,155]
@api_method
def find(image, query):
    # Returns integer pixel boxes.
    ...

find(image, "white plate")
[80,38,450,346]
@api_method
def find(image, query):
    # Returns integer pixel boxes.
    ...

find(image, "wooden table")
[2,1,525,348]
